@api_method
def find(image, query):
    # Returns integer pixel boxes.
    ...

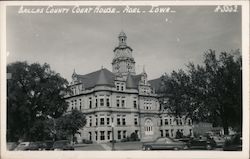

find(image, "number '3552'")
[214,5,238,13]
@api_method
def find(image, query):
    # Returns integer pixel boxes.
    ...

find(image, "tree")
[7,61,70,141]
[55,109,86,142]
[160,50,242,134]
[201,50,242,134]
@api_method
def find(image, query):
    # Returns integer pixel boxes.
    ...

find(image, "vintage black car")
[187,136,216,150]
[26,142,44,150]
[51,140,74,151]
[43,140,54,150]
[142,137,188,150]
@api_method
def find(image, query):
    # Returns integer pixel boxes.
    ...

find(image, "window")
[160,118,163,126]
[123,131,126,139]
[106,98,110,107]
[188,119,192,125]
[79,99,82,107]
[170,119,172,125]
[180,119,183,125]
[100,131,105,140]
[100,98,104,106]
[95,115,98,126]
[189,129,193,136]
[89,132,92,141]
[116,82,125,91]
[145,119,153,135]
[107,131,111,140]
[121,98,125,107]
[107,117,110,125]
[90,117,92,126]
[100,117,105,125]
[160,130,163,137]
[122,115,126,125]
[74,100,77,107]
[177,119,180,125]
[89,97,92,108]
[116,98,120,107]
[165,130,169,137]
[95,98,98,107]
[117,116,121,125]
[118,131,121,139]
[164,119,169,125]
[133,100,137,108]
[134,117,138,125]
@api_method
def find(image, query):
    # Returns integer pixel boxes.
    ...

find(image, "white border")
[0,1,249,159]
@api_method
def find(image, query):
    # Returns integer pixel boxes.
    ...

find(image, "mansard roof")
[131,74,142,87]
[75,68,146,90]
[77,68,115,89]
[148,76,164,93]
[126,74,137,89]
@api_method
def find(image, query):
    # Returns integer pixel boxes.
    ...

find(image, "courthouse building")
[65,31,193,143]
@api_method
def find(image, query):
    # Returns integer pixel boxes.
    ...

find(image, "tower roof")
[119,31,127,37]
[126,73,137,89]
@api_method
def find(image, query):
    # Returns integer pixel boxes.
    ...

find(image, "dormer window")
[115,82,125,91]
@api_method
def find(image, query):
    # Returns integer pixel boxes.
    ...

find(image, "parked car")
[142,137,188,150]
[174,137,190,143]
[223,133,242,151]
[43,140,54,150]
[51,140,74,151]
[211,136,225,147]
[26,142,45,150]
[7,142,18,150]
[14,142,30,151]
[187,136,216,150]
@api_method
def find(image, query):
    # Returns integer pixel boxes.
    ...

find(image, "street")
[74,142,223,151]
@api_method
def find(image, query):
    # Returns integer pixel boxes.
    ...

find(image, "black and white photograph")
[0,1,249,159]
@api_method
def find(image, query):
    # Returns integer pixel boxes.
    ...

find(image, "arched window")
[145,119,153,135]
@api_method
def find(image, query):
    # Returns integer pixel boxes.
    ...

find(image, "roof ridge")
[77,68,111,77]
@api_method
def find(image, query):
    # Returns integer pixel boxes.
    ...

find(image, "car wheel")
[145,146,152,150]
[206,144,212,150]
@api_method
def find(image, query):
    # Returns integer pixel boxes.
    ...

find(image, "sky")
[6,5,241,81]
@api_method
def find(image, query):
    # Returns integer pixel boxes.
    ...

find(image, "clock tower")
[112,31,136,76]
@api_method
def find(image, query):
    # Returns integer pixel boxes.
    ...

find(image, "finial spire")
[143,65,146,73]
